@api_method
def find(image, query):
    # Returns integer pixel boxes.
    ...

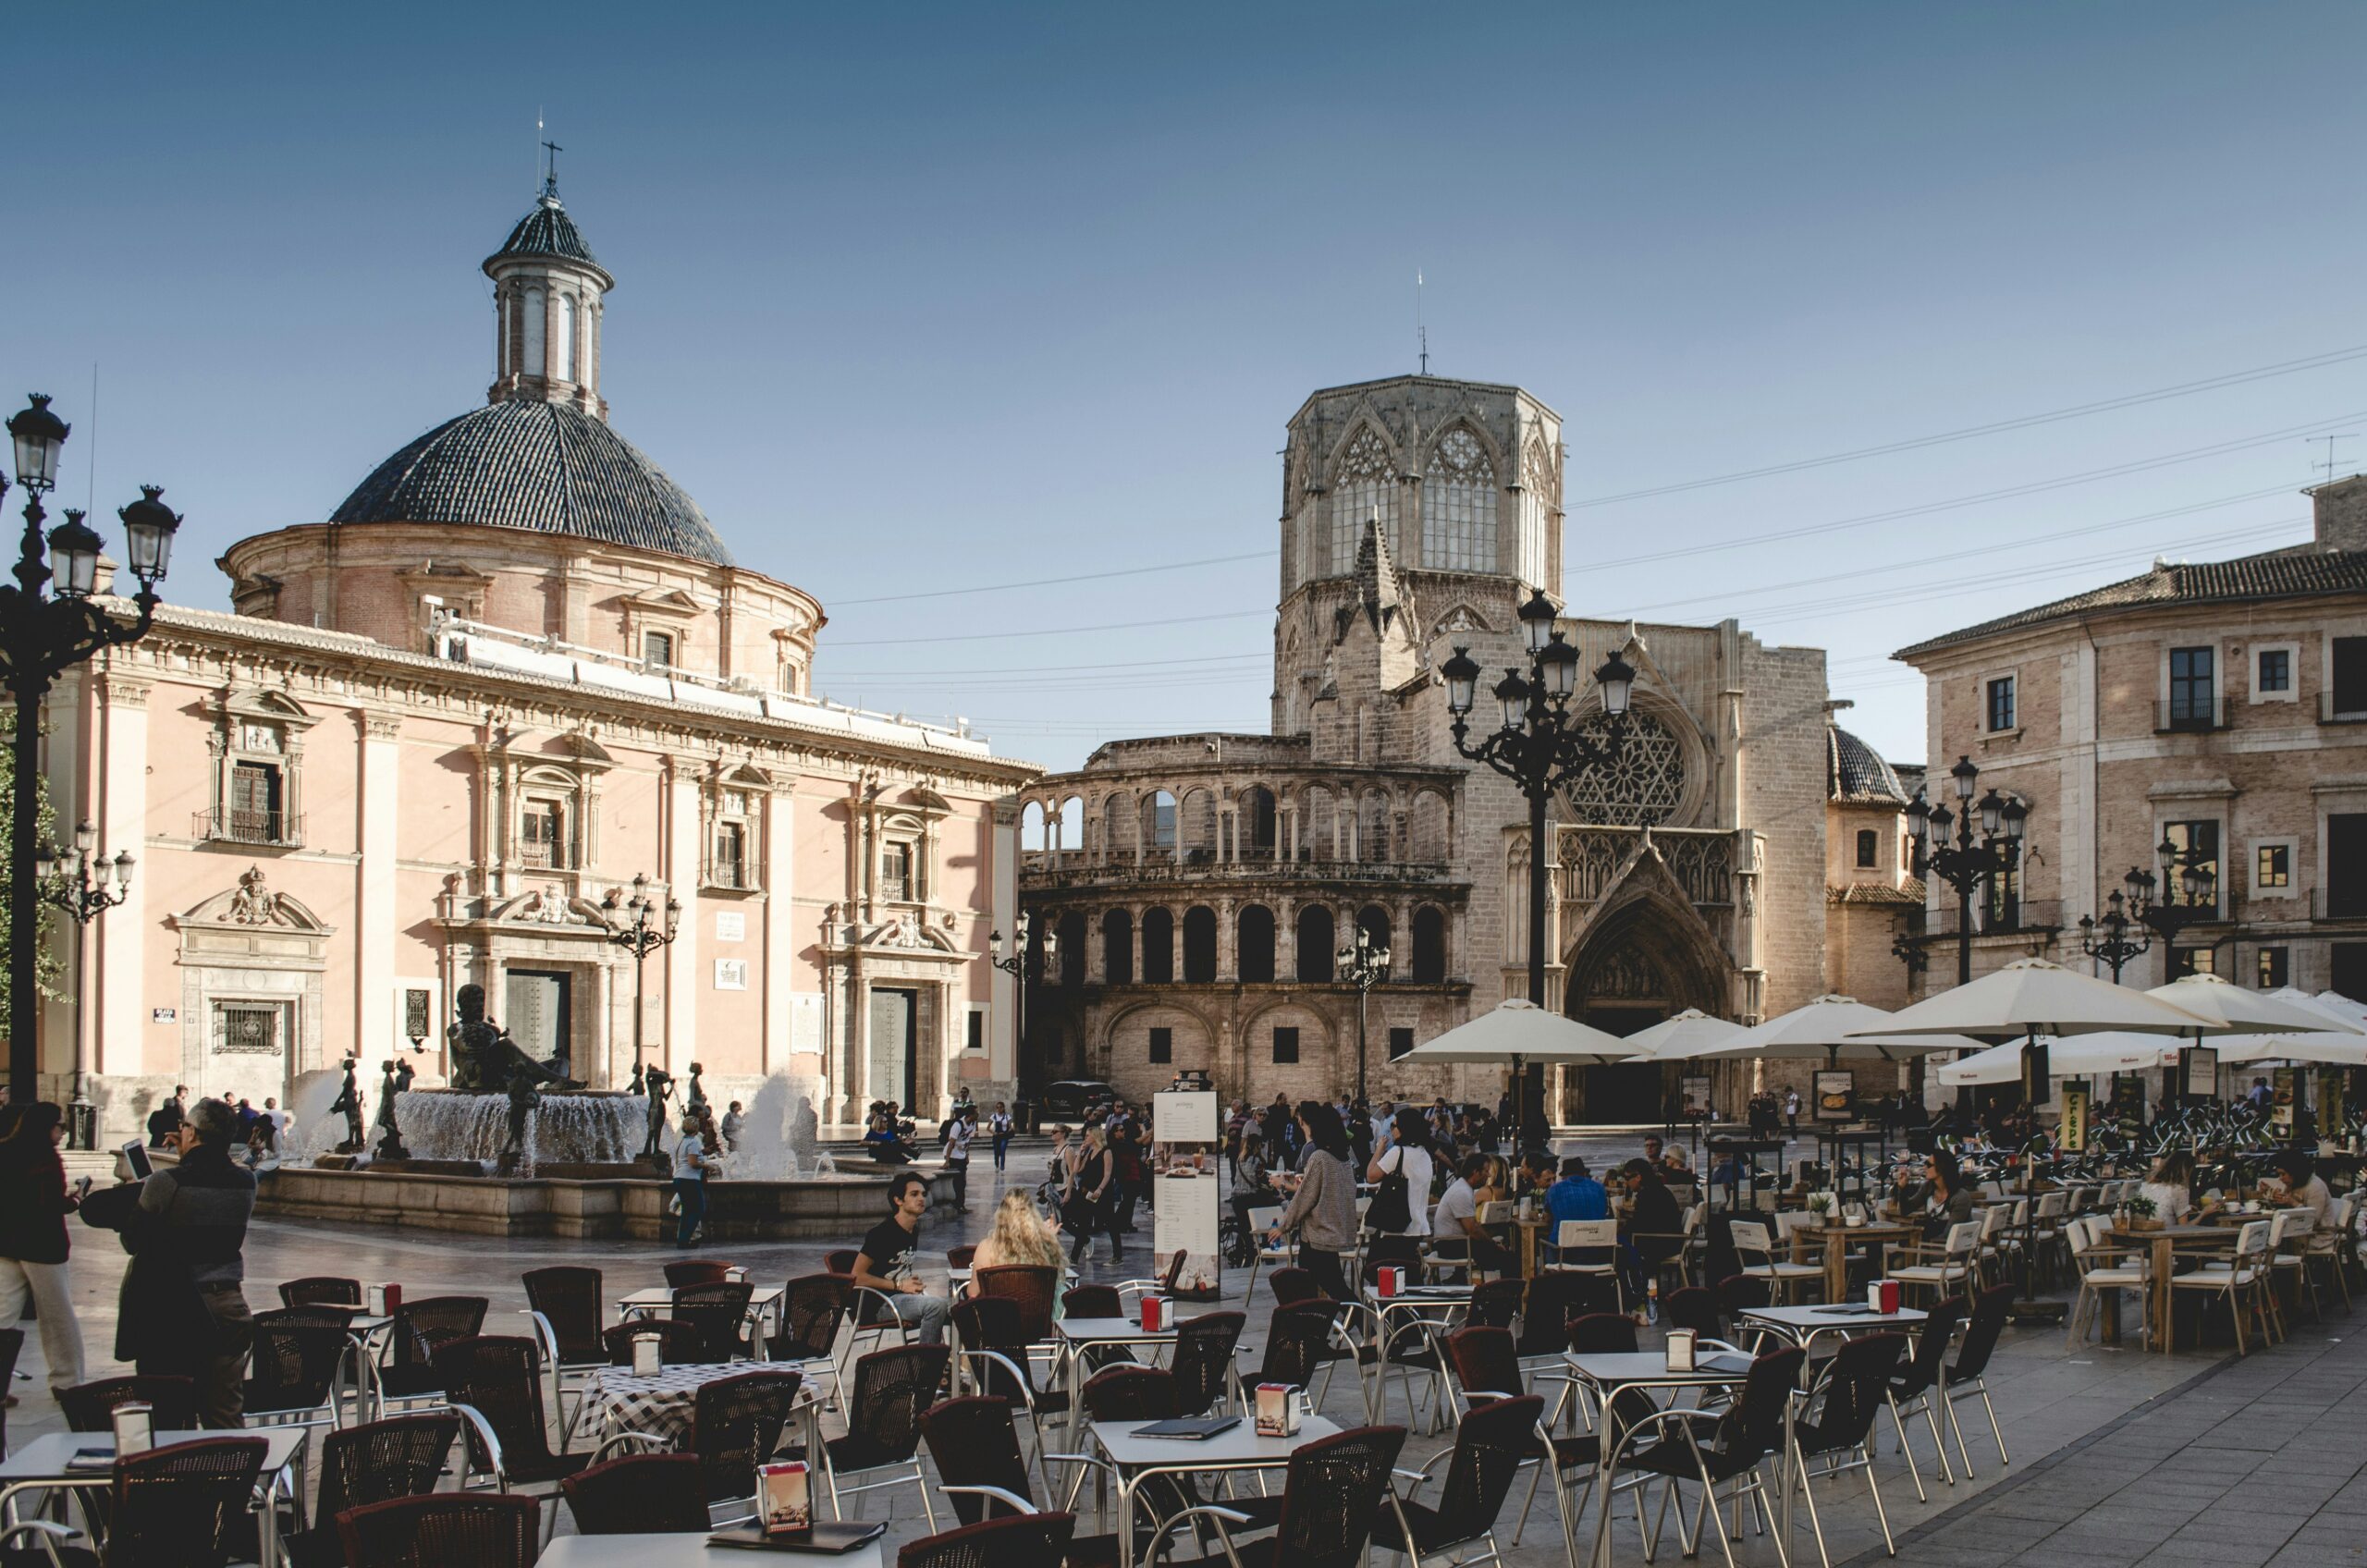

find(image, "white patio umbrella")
[1398,998,1637,1065]
[1692,994,1986,1064]
[1850,958,2223,1044]
[1616,1008,1746,1062]
[2210,987,2367,1067]
[2143,974,2347,1035]
[1934,1032,2177,1086]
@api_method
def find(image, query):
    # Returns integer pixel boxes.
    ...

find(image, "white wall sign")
[715,959,749,991]
[1152,1089,1219,1144]
[789,992,825,1055]
[715,911,747,943]
[152,1007,177,1024]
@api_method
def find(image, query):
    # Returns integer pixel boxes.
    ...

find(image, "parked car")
[1040,1079,1119,1118]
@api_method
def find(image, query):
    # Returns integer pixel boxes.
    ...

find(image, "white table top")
[619,1283,784,1307]
[1740,1305,1928,1332]
[1563,1351,1757,1390]
[1056,1315,1185,1343]
[0,1428,310,1482]
[542,1534,885,1568]
[1091,1415,1344,1468]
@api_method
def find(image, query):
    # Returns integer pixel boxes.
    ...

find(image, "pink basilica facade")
[30,179,1036,1139]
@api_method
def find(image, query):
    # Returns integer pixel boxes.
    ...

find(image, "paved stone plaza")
[14,1138,2326,1566]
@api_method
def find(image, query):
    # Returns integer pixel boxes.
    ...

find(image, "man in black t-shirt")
[850,1170,949,1344]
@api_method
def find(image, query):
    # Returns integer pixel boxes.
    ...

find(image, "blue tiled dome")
[1827,724,1908,805]
[331,399,733,567]
[493,194,600,269]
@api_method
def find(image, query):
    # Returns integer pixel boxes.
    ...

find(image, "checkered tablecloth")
[577,1362,749,1445]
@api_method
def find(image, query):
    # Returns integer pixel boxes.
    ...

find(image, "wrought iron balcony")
[192,807,303,847]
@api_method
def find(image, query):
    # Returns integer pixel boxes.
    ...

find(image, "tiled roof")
[492,195,599,267]
[1829,882,1926,906]
[1827,723,1907,804]
[331,399,734,566]
[1898,545,2367,657]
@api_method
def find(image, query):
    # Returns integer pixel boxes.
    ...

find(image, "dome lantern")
[484,148,614,421]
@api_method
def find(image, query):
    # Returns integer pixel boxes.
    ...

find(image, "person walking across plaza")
[1267,1102,1355,1300]
[944,1105,974,1214]
[0,1102,90,1394]
[672,1112,710,1247]
[989,1102,1013,1170]
[81,1098,256,1427]
[852,1171,950,1343]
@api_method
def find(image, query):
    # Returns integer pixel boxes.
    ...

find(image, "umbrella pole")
[2010,1029,2067,1324]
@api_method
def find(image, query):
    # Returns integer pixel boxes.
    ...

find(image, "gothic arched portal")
[1562,887,1731,1125]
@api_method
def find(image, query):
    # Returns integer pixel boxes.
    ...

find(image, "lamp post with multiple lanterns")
[2077,871,2155,984]
[988,911,1056,1112]
[36,821,133,1146]
[1905,755,2028,989]
[6,394,181,1101]
[1440,589,1636,1146]
[1336,922,1392,1105]
[600,873,682,1082]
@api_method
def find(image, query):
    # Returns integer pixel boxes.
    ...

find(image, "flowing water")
[388,1089,646,1172]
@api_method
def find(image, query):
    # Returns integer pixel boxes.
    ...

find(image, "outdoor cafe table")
[568,1362,820,1452]
[1056,1316,1186,1441]
[2105,1222,2237,1350]
[543,1533,886,1568]
[1091,1415,1343,1568]
[0,1428,311,1568]
[1788,1221,1919,1303]
[1739,1303,1927,1353]
[1562,1351,1754,1568]
[619,1282,787,1341]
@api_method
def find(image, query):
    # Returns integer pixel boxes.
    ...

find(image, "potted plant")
[2124,1194,2161,1231]
[1806,1191,1834,1221]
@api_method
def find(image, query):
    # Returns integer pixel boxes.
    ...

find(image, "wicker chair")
[334,1494,540,1568]
[1061,1284,1122,1318]
[1515,1272,1614,1365]
[1245,1301,1365,1417]
[1881,1292,1963,1501]
[950,1294,1068,1472]
[763,1273,851,1411]
[782,1343,949,1529]
[1660,1287,1725,1341]
[1080,1366,1173,1422]
[973,1266,1061,1342]
[278,1277,363,1311]
[243,1307,354,1429]
[1600,1348,1803,1568]
[376,1296,488,1404]
[826,1249,862,1274]
[1465,1278,1524,1330]
[282,1415,460,1568]
[1786,1332,1908,1564]
[1382,1392,1542,1568]
[947,1244,979,1270]
[1,1436,266,1568]
[602,1318,706,1367]
[672,1280,758,1362]
[1168,1312,1244,1417]
[898,1511,1079,1568]
[560,1453,712,1536]
[599,1367,806,1507]
[435,1334,591,1549]
[1147,1425,1407,1568]
[1265,1268,1321,1307]
[920,1396,1147,1568]
[519,1266,606,1432]
[665,1259,734,1289]
[58,1376,197,1433]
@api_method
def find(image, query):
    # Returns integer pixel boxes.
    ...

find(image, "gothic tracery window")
[1518,432,1555,588]
[1331,425,1400,573]
[1563,710,1686,827]
[1423,428,1497,571]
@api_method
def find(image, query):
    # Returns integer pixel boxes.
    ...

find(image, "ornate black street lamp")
[2137,832,2220,974]
[6,394,181,1099]
[1905,755,2027,989]
[1336,922,1391,1105]
[35,821,132,1146]
[988,910,1056,1109]
[2078,868,2155,983]
[1440,589,1636,1147]
[600,873,681,1081]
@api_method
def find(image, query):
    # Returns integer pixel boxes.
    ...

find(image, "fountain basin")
[254,1163,954,1240]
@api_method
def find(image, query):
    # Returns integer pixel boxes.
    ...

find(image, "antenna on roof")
[1416,269,1429,375]
[2311,433,2358,484]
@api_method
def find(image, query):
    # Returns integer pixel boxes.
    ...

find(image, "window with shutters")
[1856,829,1879,869]
[2335,637,2367,719]
[880,841,913,903]
[521,798,570,869]
[229,762,285,844]
[2257,947,2289,989]
[2167,646,2216,729]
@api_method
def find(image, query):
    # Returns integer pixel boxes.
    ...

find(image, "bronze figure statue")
[447,982,581,1091]
[502,1066,541,1169]
[373,1059,415,1160]
[328,1058,364,1153]
[639,1064,675,1161]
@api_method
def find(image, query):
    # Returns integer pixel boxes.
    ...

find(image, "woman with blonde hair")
[974,1190,1066,1272]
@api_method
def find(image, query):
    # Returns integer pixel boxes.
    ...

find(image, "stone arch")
[1359,788,1394,863]
[1178,787,1218,864]
[1140,906,1176,984]
[1057,793,1086,857]
[1021,799,1049,855]
[1355,903,1392,957]
[1295,904,1336,983]
[1102,998,1220,1091]
[1560,873,1734,1125]
[1237,903,1277,983]
[1407,787,1453,864]
[1056,909,1089,989]
[1410,904,1448,984]
[1182,905,1219,983]
[1238,784,1279,860]
[1140,790,1177,860]
[1101,907,1134,984]
[1301,784,1340,862]
[1099,790,1135,861]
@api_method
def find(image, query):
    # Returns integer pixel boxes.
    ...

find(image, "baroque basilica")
[1016,374,1919,1121]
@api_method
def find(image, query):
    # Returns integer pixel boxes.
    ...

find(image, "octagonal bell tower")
[484,161,613,420]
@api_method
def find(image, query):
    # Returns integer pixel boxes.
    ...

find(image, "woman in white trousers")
[0,1101,89,1393]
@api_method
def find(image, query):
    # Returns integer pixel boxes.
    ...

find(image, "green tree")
[0,713,64,1031]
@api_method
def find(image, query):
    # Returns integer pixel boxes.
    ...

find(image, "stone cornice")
[91,598,1041,790]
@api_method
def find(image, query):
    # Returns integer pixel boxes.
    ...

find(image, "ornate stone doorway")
[1563,889,1729,1125]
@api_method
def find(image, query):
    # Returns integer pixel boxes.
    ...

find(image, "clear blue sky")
[15,2,2367,771]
